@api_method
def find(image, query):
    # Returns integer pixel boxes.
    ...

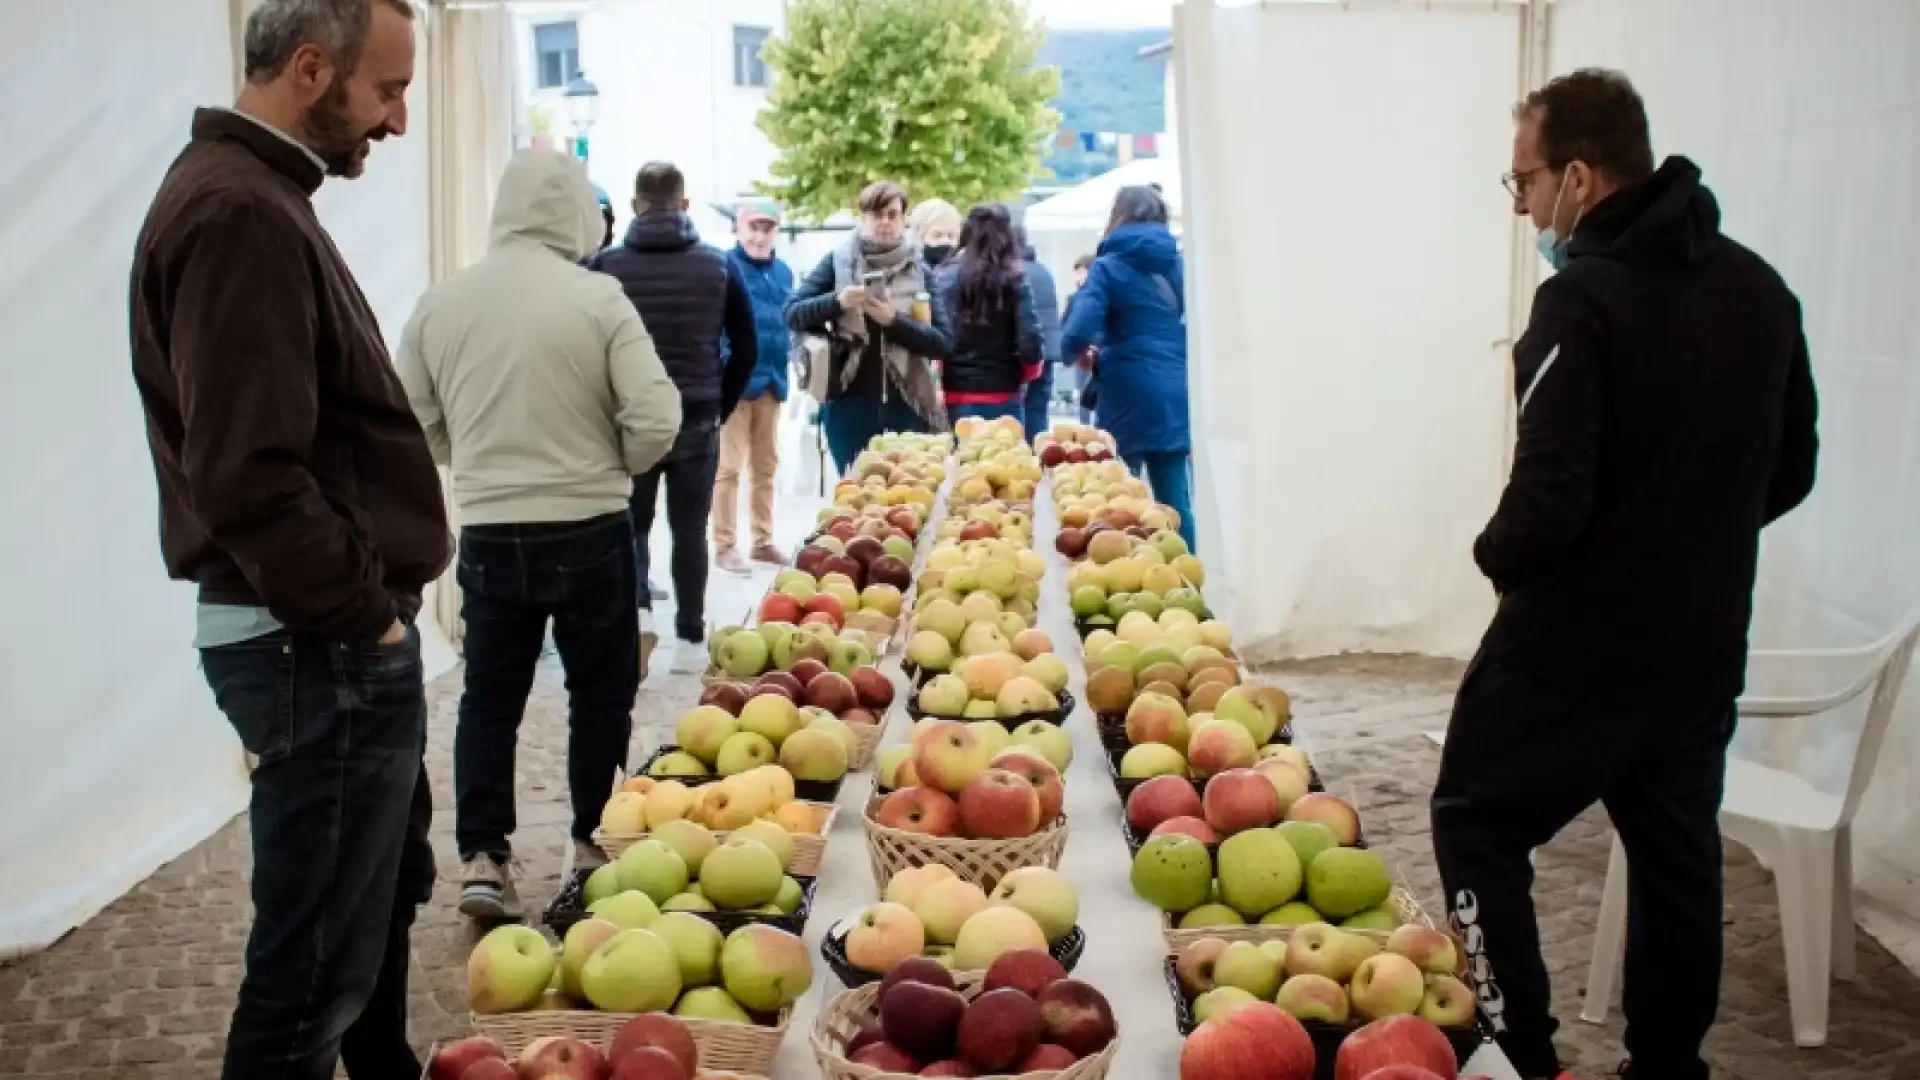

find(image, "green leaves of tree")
[757,0,1061,222]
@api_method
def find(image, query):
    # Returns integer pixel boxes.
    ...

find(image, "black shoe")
[676,623,705,645]
[647,579,669,603]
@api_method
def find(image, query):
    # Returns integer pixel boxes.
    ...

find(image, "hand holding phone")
[863,270,887,301]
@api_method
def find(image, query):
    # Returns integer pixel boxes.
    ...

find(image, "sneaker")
[715,548,753,575]
[638,609,659,682]
[647,579,669,603]
[458,854,524,921]
[676,622,705,645]
[750,543,789,566]
[572,839,609,873]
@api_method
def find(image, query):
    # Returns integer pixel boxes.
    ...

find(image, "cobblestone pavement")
[3,652,1918,1078]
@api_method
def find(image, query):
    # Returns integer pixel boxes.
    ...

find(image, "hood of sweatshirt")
[1567,155,1723,268]
[488,149,603,262]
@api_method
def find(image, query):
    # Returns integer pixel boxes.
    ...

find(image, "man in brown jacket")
[127,2,448,1077]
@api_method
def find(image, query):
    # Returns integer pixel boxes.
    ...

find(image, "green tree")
[757,0,1061,222]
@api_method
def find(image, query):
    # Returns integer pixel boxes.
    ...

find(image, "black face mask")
[923,244,954,268]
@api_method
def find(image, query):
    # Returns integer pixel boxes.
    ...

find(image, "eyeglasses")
[1502,165,1550,199]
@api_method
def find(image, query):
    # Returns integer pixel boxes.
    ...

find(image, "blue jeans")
[199,626,434,1080]
[1125,451,1196,551]
[820,393,931,476]
[631,419,722,638]
[1022,364,1054,442]
[455,511,639,858]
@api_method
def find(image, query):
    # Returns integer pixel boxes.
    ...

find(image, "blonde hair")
[907,198,961,238]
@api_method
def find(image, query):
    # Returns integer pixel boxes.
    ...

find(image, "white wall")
[1551,0,1920,931]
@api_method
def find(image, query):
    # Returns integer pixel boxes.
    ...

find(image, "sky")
[1031,0,1175,30]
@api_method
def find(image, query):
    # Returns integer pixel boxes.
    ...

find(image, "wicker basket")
[594,801,838,875]
[811,973,1118,1080]
[862,801,1069,892]
[849,715,886,771]
[1159,882,1435,954]
[469,1007,790,1074]
[820,923,1087,987]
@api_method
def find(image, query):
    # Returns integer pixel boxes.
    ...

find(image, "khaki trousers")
[714,393,781,550]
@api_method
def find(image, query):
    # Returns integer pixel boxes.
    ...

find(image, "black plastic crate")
[819,923,1087,988]
[635,744,845,805]
[904,689,1077,731]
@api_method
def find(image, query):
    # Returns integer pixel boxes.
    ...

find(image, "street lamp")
[563,72,601,161]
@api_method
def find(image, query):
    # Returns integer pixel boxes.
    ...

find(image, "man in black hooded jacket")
[591,162,756,654]
[1431,70,1818,1080]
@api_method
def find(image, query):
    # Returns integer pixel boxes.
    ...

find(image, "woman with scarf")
[931,203,1043,425]
[1061,185,1195,549]
[787,181,953,474]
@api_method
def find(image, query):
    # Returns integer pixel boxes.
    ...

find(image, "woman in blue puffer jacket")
[1060,185,1195,549]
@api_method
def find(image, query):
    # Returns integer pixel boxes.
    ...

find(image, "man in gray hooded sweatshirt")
[395,149,682,920]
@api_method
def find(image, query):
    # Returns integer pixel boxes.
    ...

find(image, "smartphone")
[863,270,887,300]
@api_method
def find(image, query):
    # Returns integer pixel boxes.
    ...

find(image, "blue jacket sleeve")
[1061,265,1111,361]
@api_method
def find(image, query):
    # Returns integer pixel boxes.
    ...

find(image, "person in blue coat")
[1014,221,1063,441]
[1060,185,1195,549]
[715,200,796,573]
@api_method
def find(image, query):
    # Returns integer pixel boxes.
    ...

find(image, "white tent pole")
[1498,0,1551,474]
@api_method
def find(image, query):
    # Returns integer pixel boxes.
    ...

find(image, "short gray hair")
[243,0,414,82]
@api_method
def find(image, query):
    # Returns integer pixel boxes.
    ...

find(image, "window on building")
[534,21,580,91]
[732,25,771,88]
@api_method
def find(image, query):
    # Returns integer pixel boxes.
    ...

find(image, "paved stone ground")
[4,648,1919,1077]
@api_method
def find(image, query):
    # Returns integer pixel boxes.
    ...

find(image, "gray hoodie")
[396,150,682,526]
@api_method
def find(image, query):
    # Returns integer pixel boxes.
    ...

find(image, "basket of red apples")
[1178,995,1477,1080]
[863,725,1069,892]
[811,960,1118,1080]
[431,1013,772,1080]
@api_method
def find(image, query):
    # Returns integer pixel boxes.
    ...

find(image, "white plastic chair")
[1580,611,1920,1046]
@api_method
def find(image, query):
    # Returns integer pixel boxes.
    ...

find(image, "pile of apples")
[428,1014,748,1080]
[915,538,1045,624]
[929,500,1036,548]
[1111,684,1292,783]
[788,533,914,600]
[644,694,852,785]
[880,716,1069,786]
[1063,531,1209,622]
[1034,423,1117,469]
[582,817,809,923]
[1131,789,1406,933]
[1050,461,1178,529]
[1177,923,1475,1033]
[873,721,1065,840]
[602,767,820,837]
[843,864,1079,976]
[467,914,811,1025]
[1179,1004,1465,1080]
[1086,614,1246,708]
[706,619,876,682]
[839,954,1116,1076]
[834,441,949,512]
[912,648,1070,722]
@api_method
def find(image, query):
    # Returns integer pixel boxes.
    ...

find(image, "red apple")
[1332,1015,1459,1080]
[851,666,896,710]
[958,520,999,541]
[827,520,859,541]
[1286,792,1362,846]
[459,1060,517,1080]
[989,749,1064,826]
[1180,1003,1316,1080]
[609,1013,698,1076]
[867,554,913,591]
[802,611,839,630]
[841,706,880,725]
[1019,1044,1079,1070]
[609,1047,690,1080]
[919,1062,978,1077]
[698,681,748,713]
[1065,446,1090,464]
[794,544,833,575]
[880,956,958,997]
[804,671,860,713]
[1039,444,1068,468]
[846,535,887,567]
[804,593,847,627]
[1151,816,1219,844]
[516,1036,605,1080]
[957,988,1043,1072]
[428,1037,506,1080]
[1035,980,1116,1057]
[1352,1069,1448,1080]
[757,671,806,699]
[845,1022,886,1058]
[886,508,920,536]
[758,592,804,625]
[876,787,962,836]
[1127,775,1204,833]
[1054,527,1088,558]
[882,980,969,1062]
[749,682,795,703]
[849,1043,922,1072]
[982,948,1069,999]
[1202,769,1282,834]
[820,553,865,587]
[958,769,1042,839]
[790,658,830,687]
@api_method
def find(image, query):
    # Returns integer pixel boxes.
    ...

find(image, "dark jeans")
[1431,656,1733,1080]
[631,420,721,637]
[200,626,435,1080]
[947,398,1026,424]
[1123,451,1196,551]
[454,511,639,859]
[820,392,931,477]
[1022,363,1054,441]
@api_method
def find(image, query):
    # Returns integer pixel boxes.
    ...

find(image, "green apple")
[1214,686,1281,747]
[466,923,556,1014]
[580,928,681,1012]
[558,917,620,999]
[676,705,740,765]
[1120,743,1188,779]
[773,875,806,915]
[988,866,1078,943]
[1010,720,1072,771]
[1216,829,1303,918]
[719,924,814,1012]
[698,837,783,910]
[1213,941,1281,999]
[716,630,770,678]
[1130,834,1214,914]
[663,891,716,912]
[1192,986,1260,1024]
[1260,901,1322,927]
[1306,847,1393,919]
[674,986,752,1024]
[1177,903,1245,929]
[649,910,725,987]
[731,820,797,872]
[715,731,778,776]
[1274,820,1338,872]
[1071,585,1107,617]
[615,839,690,904]
[648,751,709,778]
[774,570,817,601]
[1341,906,1401,932]
[650,818,719,876]
[582,863,623,907]
[587,889,661,930]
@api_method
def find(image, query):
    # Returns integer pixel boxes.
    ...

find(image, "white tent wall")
[0,0,505,954]
[1550,0,1920,932]
[1173,0,1515,663]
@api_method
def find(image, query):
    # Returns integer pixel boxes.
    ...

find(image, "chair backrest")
[1837,611,1920,825]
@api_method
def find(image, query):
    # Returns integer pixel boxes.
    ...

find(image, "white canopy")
[1025,157,1182,232]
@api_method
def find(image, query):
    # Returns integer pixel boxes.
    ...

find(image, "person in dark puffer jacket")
[1014,221,1063,441]
[714,200,796,575]
[932,204,1042,425]
[589,162,756,651]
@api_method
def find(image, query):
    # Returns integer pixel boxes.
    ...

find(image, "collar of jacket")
[731,245,777,270]
[624,209,700,253]
[192,108,324,196]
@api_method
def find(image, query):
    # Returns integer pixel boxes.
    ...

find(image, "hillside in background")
[1038,28,1168,185]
